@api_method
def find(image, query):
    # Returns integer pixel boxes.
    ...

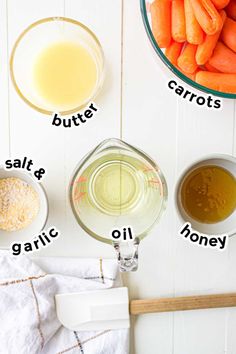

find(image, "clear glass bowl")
[140,0,236,99]
[10,17,105,115]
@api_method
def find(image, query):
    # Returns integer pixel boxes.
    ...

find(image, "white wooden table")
[1,1,236,353]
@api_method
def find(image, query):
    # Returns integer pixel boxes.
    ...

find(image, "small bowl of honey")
[176,155,236,236]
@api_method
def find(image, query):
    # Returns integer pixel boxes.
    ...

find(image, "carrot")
[196,71,236,92]
[196,10,226,64]
[209,41,236,72]
[173,63,198,79]
[221,17,236,52]
[177,43,198,73]
[165,41,184,65]
[179,67,198,79]
[150,0,172,48]
[172,0,187,42]
[165,41,196,78]
[211,0,230,9]
[225,1,236,20]
[204,61,221,71]
[190,0,223,34]
[184,0,204,44]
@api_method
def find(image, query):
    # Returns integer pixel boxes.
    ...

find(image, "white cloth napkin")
[0,252,129,354]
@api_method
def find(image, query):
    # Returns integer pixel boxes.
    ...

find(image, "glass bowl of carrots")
[140,0,236,98]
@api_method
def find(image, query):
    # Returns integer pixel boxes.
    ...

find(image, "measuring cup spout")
[92,138,130,155]
[113,238,140,272]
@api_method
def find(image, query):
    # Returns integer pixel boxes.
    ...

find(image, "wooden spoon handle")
[130,293,236,315]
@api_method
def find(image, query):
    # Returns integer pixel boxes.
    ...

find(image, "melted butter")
[33,41,98,110]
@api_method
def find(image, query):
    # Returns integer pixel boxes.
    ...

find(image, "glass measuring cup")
[69,139,168,271]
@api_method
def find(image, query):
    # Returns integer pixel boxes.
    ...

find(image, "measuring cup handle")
[113,238,140,272]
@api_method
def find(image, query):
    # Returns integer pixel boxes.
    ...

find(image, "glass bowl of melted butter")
[176,155,236,236]
[10,17,104,115]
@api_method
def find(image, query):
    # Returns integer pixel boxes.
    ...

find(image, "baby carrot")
[151,0,172,48]
[196,71,236,92]
[226,0,236,20]
[204,61,221,71]
[177,43,198,73]
[165,41,196,79]
[211,0,230,9]
[184,0,204,44]
[221,17,236,52]
[165,41,184,65]
[209,41,236,72]
[172,0,187,42]
[196,10,226,65]
[178,67,198,79]
[190,0,223,34]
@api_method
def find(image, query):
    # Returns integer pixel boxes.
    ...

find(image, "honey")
[181,165,236,223]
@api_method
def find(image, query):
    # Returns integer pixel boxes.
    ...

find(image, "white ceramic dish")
[0,168,48,249]
[176,154,236,236]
